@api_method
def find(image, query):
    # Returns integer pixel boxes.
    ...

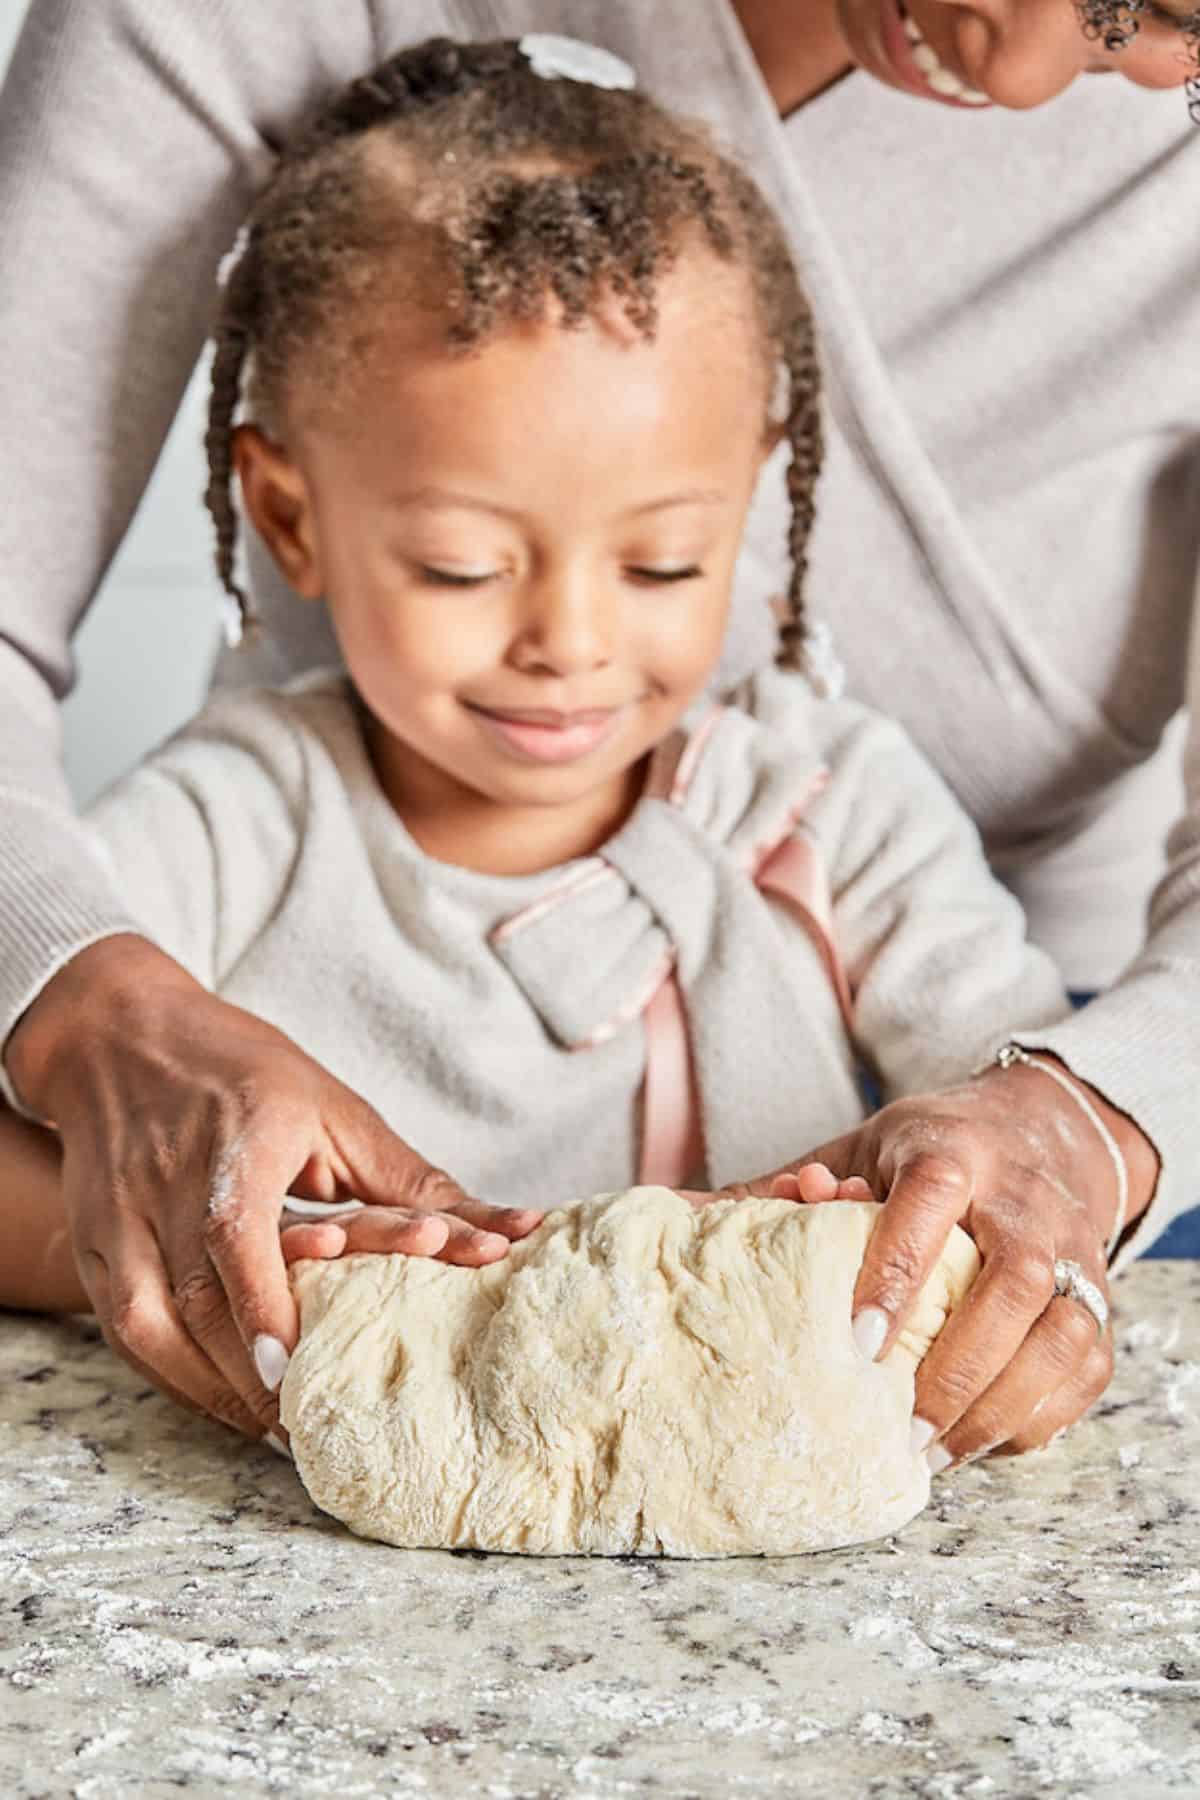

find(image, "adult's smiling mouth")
[882,0,993,106]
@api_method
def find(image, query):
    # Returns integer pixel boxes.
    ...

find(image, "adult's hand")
[5,935,542,1443]
[734,1057,1159,1471]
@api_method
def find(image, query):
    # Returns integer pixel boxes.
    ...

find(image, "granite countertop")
[3,1261,1199,1800]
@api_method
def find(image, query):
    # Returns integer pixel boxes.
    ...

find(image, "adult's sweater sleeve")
[0,0,381,1075]
[792,697,1073,1107]
[1008,566,1200,1273]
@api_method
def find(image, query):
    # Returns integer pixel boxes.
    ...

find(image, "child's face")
[237,251,773,854]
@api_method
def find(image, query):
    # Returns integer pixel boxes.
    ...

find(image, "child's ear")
[232,424,324,600]
[760,417,787,464]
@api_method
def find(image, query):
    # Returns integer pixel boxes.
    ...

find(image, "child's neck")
[365,716,650,876]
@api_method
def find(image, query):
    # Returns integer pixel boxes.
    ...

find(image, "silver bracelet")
[993,1044,1129,1259]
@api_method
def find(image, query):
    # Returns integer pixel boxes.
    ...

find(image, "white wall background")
[1,0,223,805]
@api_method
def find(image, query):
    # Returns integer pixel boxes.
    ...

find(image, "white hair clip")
[216,223,251,290]
[801,619,847,702]
[519,34,637,92]
[221,592,247,649]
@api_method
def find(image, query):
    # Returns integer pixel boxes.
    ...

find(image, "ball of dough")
[280,1190,979,1557]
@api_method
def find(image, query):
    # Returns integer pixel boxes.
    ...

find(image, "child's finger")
[837,1176,875,1200]
[771,1163,841,1203]
[430,1212,515,1266]
[280,1221,348,1263]
[440,1197,545,1239]
[305,1208,451,1260]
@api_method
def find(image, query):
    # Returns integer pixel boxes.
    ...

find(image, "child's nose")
[513,575,618,675]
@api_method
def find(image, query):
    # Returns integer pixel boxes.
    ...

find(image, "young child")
[1,34,1067,1306]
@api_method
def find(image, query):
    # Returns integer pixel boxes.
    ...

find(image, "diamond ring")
[1052,1258,1109,1336]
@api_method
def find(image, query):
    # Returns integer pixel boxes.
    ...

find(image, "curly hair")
[204,37,822,676]
[1075,1,1200,119]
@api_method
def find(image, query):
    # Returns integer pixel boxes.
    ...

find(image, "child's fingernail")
[265,1431,292,1460]
[910,1416,937,1457]
[253,1335,291,1392]
[927,1443,954,1476]
[852,1306,889,1363]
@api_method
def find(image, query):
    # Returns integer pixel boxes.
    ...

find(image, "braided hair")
[204,37,823,675]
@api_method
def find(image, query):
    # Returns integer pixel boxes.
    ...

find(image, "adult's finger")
[943,1301,1113,1465]
[78,1213,263,1437]
[998,1332,1114,1455]
[909,1244,1062,1460]
[162,1134,302,1432]
[849,1148,971,1362]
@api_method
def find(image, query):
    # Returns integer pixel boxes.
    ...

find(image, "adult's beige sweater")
[0,2,1197,1248]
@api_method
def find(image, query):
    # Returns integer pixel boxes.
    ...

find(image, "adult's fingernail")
[927,1443,954,1476]
[265,1432,292,1460]
[279,1196,366,1219]
[852,1306,889,1363]
[910,1416,937,1457]
[253,1334,290,1393]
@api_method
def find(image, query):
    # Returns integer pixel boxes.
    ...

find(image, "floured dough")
[280,1190,979,1557]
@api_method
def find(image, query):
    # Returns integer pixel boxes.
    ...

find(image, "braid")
[299,37,516,151]
[777,311,824,673]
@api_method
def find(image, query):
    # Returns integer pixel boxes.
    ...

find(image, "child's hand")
[678,1164,873,1208]
[280,1198,545,1267]
[760,1164,875,1205]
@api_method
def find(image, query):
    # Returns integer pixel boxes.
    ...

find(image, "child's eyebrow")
[387,488,524,520]
[628,490,729,517]
[386,487,728,520]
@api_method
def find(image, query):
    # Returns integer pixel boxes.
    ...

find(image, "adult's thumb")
[333,1091,472,1213]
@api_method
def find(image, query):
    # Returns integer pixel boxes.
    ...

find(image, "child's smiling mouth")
[464,700,634,765]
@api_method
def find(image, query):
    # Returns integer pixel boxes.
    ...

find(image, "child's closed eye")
[626,564,704,585]
[419,565,500,588]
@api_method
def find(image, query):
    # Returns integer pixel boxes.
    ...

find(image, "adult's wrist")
[1042,1054,1160,1241]
[979,1050,1159,1250]
[4,933,197,1118]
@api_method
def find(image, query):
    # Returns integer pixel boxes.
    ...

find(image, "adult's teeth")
[900,6,990,105]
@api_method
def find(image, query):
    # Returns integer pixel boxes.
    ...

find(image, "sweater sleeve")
[798,697,1072,1097]
[1011,567,1200,1274]
[0,0,379,1076]
[82,688,309,995]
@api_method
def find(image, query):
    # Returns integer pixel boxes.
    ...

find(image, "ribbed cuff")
[1011,959,1200,1275]
[0,801,145,1114]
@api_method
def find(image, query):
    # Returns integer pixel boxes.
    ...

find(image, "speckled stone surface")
[3,1263,1199,1800]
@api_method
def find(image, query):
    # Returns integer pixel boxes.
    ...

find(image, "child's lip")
[467,703,625,728]
[466,702,632,766]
